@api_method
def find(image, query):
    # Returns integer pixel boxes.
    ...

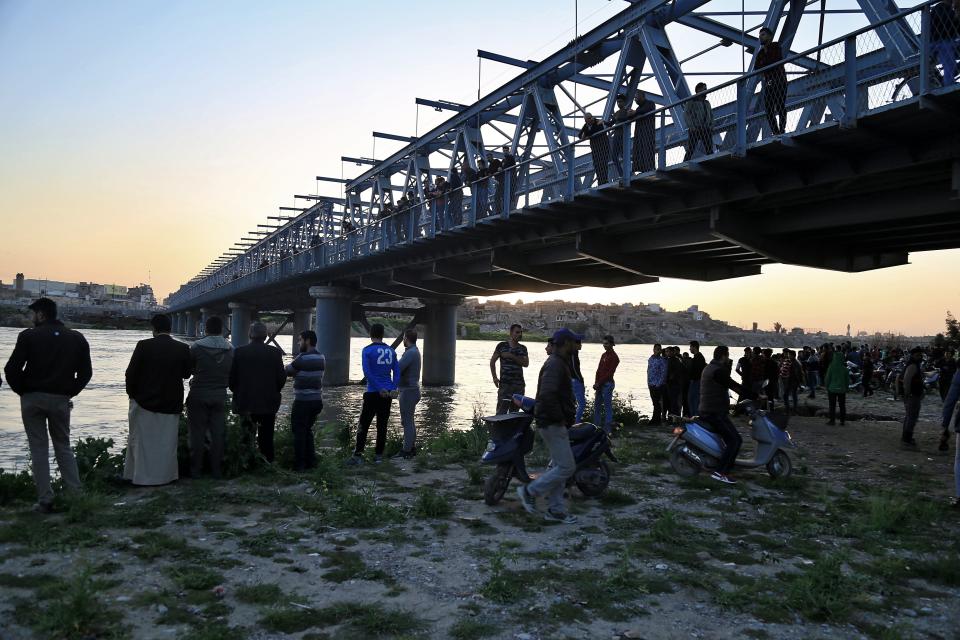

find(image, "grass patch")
[412,488,454,518]
[14,570,125,639]
[449,617,497,640]
[319,550,393,584]
[235,582,286,605]
[598,488,637,507]
[260,602,425,636]
[328,488,405,528]
[165,565,224,591]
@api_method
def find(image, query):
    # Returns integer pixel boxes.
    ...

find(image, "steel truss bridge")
[163,0,959,382]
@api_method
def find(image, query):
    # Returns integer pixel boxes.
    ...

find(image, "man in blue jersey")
[348,323,400,465]
[286,330,326,472]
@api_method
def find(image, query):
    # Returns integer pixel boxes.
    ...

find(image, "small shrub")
[480,553,524,603]
[236,582,286,605]
[0,468,36,505]
[450,618,497,640]
[165,565,224,591]
[328,488,405,528]
[413,488,454,518]
[73,437,124,491]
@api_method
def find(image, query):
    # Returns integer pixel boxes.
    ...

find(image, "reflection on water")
[0,326,746,469]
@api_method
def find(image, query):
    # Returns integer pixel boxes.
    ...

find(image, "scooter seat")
[568,424,598,442]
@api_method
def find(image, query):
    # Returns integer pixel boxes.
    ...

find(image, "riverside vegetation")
[0,393,957,640]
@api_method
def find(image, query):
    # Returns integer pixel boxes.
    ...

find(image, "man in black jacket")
[123,313,191,485]
[229,322,287,462]
[4,298,91,512]
[687,340,707,416]
[517,328,579,524]
[699,345,757,484]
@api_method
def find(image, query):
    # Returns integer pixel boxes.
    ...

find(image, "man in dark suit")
[123,313,192,485]
[229,322,287,462]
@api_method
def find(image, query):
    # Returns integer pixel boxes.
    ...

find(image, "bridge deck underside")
[175,90,959,314]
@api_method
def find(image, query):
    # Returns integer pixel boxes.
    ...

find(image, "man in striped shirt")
[286,330,325,471]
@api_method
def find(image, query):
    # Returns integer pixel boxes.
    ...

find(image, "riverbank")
[1,413,957,640]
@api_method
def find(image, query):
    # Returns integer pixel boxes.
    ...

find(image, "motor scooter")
[480,395,617,505]
[666,400,796,479]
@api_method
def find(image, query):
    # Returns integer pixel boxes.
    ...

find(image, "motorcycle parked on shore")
[666,400,796,479]
[480,395,617,505]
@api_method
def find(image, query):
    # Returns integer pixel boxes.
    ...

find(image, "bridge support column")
[229,303,254,348]
[174,313,184,335]
[199,308,213,336]
[186,311,198,337]
[292,308,313,355]
[310,286,355,385]
[419,297,462,386]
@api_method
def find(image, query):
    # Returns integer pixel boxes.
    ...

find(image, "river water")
[0,327,746,469]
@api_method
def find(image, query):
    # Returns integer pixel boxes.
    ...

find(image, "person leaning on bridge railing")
[487,153,502,216]
[756,27,788,136]
[683,82,715,161]
[500,144,517,211]
[931,0,960,87]
[608,93,633,180]
[474,157,490,219]
[447,167,464,229]
[578,112,609,186]
[632,90,656,173]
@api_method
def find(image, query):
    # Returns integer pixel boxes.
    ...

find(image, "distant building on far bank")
[0,273,159,310]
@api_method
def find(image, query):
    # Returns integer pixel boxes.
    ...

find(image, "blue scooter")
[480,395,617,505]
[666,399,796,479]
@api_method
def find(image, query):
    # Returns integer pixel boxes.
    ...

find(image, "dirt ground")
[1,390,957,640]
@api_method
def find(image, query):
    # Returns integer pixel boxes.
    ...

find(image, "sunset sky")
[1,0,952,336]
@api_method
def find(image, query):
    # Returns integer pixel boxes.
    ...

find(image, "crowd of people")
[2,297,959,517]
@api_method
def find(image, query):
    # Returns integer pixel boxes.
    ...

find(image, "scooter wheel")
[483,464,513,506]
[575,460,610,497]
[766,450,792,479]
[669,446,700,477]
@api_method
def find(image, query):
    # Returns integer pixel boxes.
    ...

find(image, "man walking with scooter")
[517,328,579,523]
[699,345,757,484]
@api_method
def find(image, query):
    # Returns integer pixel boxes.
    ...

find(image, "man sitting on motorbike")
[699,345,758,485]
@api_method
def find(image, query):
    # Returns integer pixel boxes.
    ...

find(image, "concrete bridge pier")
[199,308,214,336]
[292,308,313,355]
[229,303,254,348]
[174,313,184,335]
[420,297,462,386]
[310,286,355,385]
[186,311,199,337]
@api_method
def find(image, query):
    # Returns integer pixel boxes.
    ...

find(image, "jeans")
[955,433,959,497]
[594,381,614,432]
[933,41,957,86]
[701,412,741,474]
[526,424,576,513]
[398,387,421,453]
[828,392,846,424]
[649,385,665,424]
[902,395,923,442]
[806,371,819,397]
[782,382,799,413]
[291,399,323,470]
[666,383,682,416]
[21,392,81,505]
[572,379,586,424]
[244,413,276,463]
[187,397,226,478]
[687,381,701,416]
[496,382,525,415]
[355,392,392,455]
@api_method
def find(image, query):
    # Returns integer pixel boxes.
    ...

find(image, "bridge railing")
[167,0,954,310]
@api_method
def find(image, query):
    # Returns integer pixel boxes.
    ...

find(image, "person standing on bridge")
[447,168,464,229]
[230,322,287,463]
[501,144,517,212]
[394,329,422,459]
[756,27,788,136]
[647,343,667,425]
[633,89,657,173]
[683,82,714,161]
[475,158,490,219]
[187,316,233,479]
[4,298,91,513]
[608,93,633,179]
[931,0,960,87]
[348,323,400,465]
[286,330,325,471]
[491,324,529,414]
[123,313,191,486]
[579,113,610,186]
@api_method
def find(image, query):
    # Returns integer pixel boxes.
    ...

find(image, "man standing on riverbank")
[517,328,579,523]
[687,341,707,416]
[491,324,529,414]
[286,330,325,471]
[594,335,620,433]
[570,338,586,423]
[901,347,926,447]
[349,323,400,465]
[230,322,287,463]
[187,316,233,479]
[647,344,667,425]
[4,298,91,512]
[395,329,421,459]
[940,367,960,507]
[123,313,191,485]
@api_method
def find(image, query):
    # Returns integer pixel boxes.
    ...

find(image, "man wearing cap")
[123,313,192,485]
[230,322,287,463]
[491,324,529,414]
[4,298,91,512]
[901,347,926,447]
[517,328,579,524]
